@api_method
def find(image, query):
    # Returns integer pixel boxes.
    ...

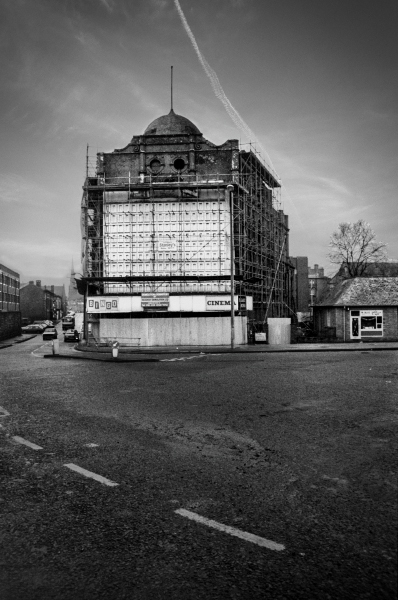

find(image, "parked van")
[62,316,75,331]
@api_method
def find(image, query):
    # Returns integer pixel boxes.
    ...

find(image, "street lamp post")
[227,184,235,349]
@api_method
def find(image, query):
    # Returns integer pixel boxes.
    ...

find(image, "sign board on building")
[205,296,252,311]
[141,293,170,309]
[87,297,119,312]
[359,310,383,316]
[158,240,178,252]
[255,332,267,342]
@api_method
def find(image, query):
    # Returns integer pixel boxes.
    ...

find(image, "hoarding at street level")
[86,295,253,313]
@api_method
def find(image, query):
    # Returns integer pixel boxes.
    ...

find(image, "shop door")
[351,316,360,339]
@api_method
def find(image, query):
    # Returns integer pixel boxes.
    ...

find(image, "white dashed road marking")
[161,354,220,362]
[64,463,119,487]
[0,406,10,417]
[175,508,285,551]
[12,436,43,450]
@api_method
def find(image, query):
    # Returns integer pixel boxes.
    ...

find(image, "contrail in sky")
[173,0,276,176]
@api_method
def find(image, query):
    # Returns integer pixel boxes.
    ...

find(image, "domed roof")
[144,109,201,136]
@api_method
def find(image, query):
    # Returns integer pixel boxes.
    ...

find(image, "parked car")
[32,320,47,330]
[64,329,80,342]
[43,327,58,340]
[44,320,54,327]
[21,324,44,333]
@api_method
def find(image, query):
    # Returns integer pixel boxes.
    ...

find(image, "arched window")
[150,159,161,174]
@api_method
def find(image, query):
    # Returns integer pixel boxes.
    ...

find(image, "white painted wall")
[267,318,291,345]
[98,316,247,347]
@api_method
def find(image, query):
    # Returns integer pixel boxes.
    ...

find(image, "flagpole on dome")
[171,65,173,112]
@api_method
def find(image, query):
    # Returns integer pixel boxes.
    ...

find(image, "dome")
[144,109,201,136]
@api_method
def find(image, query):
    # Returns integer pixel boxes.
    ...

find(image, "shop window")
[351,310,383,338]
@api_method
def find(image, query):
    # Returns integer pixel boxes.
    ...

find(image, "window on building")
[350,310,383,338]
[150,159,161,174]
[173,158,185,171]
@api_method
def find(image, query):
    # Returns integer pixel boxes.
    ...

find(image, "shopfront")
[350,309,383,339]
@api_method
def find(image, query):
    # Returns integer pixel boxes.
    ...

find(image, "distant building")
[42,284,67,319]
[81,108,294,346]
[0,263,21,341]
[20,280,63,323]
[67,263,84,313]
[289,259,331,320]
[290,257,310,316]
[308,263,330,308]
[313,277,398,341]
[334,262,398,279]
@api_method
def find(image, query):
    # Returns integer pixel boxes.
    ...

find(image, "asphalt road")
[0,332,397,599]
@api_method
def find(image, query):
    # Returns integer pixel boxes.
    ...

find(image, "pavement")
[0,333,37,350]
[1,331,398,361]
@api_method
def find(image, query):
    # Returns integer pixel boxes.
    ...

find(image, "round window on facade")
[173,158,186,171]
[150,159,161,174]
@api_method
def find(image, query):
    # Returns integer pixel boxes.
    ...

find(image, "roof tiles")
[317,277,398,306]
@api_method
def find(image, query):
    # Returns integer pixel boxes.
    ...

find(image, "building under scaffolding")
[80,109,294,346]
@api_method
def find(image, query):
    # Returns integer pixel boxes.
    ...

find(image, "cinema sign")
[205,296,252,312]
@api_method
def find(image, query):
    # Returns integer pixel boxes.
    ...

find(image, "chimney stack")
[36,280,41,287]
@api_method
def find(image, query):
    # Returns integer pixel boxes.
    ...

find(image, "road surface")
[0,332,397,599]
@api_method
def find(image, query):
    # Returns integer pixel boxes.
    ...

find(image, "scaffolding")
[81,146,294,326]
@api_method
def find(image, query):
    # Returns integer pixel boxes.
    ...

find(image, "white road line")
[12,436,43,450]
[161,354,220,362]
[175,508,285,551]
[64,463,119,487]
[31,346,47,356]
[0,406,10,417]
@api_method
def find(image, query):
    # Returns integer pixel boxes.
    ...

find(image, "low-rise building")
[43,284,67,319]
[20,280,63,324]
[313,277,398,342]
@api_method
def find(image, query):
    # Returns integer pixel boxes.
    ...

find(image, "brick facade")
[20,281,61,323]
[314,306,398,341]
[0,312,21,341]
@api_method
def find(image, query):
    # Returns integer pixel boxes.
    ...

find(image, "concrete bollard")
[52,339,60,355]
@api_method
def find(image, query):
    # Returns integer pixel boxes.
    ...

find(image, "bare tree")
[328,220,388,277]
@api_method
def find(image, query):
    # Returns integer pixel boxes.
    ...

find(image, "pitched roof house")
[313,277,398,342]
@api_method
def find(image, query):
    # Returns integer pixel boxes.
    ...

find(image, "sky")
[0,0,397,288]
